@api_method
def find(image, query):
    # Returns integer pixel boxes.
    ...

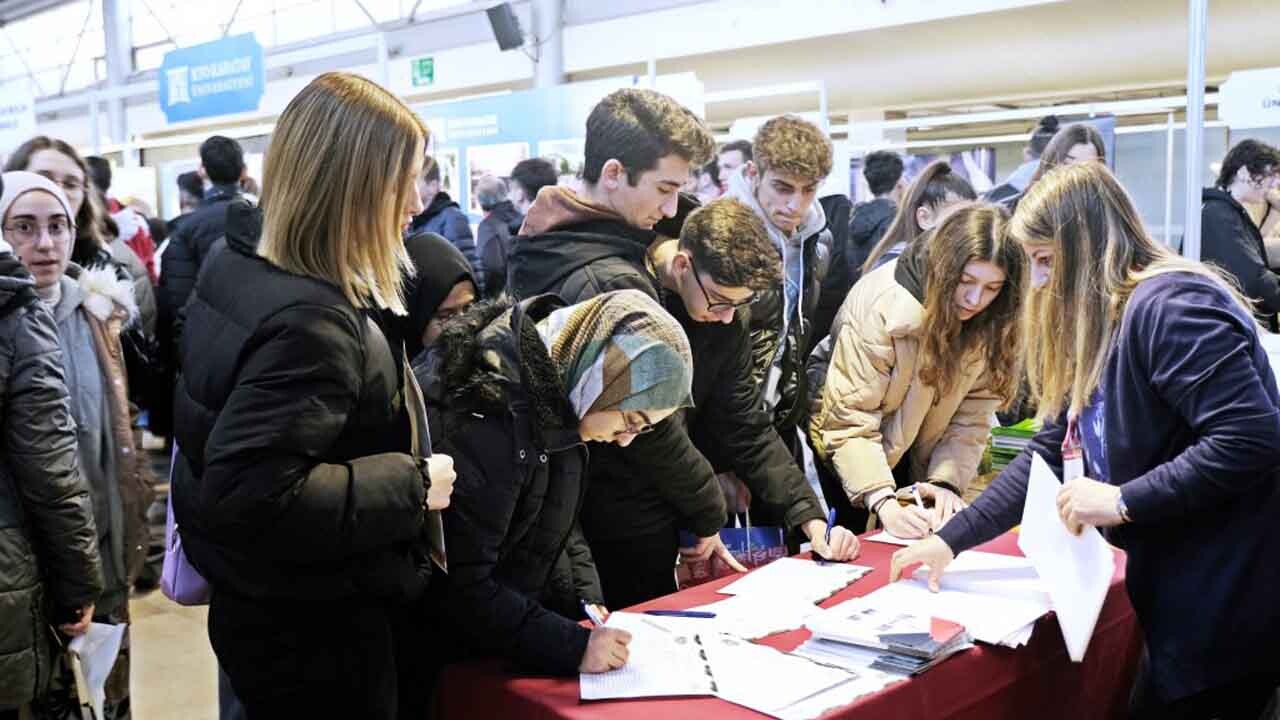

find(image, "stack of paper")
[579,612,717,700]
[687,592,825,640]
[803,599,974,675]
[717,557,873,603]
[990,418,1040,471]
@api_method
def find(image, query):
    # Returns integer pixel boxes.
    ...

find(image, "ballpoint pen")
[643,610,716,619]
[814,506,838,564]
[912,484,933,534]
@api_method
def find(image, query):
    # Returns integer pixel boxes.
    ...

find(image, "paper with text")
[579,612,716,700]
[717,557,872,603]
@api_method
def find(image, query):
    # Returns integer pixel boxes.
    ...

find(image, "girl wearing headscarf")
[419,289,695,677]
[1,170,149,718]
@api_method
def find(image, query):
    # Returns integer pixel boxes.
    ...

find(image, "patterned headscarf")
[536,289,694,419]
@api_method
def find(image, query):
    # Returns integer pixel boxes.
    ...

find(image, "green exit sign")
[411,57,435,88]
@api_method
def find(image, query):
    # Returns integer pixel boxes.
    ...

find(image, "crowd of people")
[2,68,1280,720]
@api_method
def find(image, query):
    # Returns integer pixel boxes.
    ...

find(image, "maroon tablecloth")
[436,531,1142,719]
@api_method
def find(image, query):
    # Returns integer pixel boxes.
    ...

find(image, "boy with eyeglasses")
[508,89,857,609]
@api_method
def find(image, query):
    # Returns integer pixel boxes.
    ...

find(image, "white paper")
[1259,332,1280,386]
[717,557,872,603]
[910,550,1051,607]
[770,668,901,720]
[864,530,914,546]
[701,633,857,719]
[1017,452,1114,662]
[579,612,715,700]
[817,579,1048,647]
[68,622,126,719]
[688,593,823,640]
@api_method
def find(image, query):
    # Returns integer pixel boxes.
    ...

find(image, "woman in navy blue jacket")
[892,162,1280,719]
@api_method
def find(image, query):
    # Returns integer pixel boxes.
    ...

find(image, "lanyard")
[1062,415,1084,483]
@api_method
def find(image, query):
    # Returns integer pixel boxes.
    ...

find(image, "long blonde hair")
[258,72,428,314]
[916,202,1025,404]
[1012,162,1250,421]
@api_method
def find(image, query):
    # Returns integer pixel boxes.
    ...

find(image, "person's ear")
[745,161,758,181]
[1236,165,1254,186]
[916,204,935,231]
[601,159,626,190]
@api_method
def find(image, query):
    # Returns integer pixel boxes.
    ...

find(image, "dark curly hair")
[1216,139,1280,190]
[679,197,781,292]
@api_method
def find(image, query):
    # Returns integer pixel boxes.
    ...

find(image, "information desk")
[436,532,1142,720]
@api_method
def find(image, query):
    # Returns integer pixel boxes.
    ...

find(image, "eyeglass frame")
[2,217,77,244]
[619,411,657,436]
[684,253,755,313]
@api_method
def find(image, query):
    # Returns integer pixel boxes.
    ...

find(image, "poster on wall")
[848,148,996,204]
[537,138,586,188]
[431,148,462,199]
[466,143,529,213]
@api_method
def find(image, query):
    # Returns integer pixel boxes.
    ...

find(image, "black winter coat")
[171,212,429,603]
[158,183,243,352]
[509,219,822,540]
[410,192,479,286]
[476,201,523,299]
[1200,187,1280,332]
[418,295,593,676]
[0,253,103,708]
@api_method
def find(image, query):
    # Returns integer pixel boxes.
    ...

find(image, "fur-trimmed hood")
[422,294,576,438]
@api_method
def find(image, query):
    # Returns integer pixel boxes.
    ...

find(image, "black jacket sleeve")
[619,416,728,539]
[441,422,590,676]
[699,318,825,533]
[443,209,481,279]
[1202,202,1280,315]
[198,305,425,561]
[2,300,103,610]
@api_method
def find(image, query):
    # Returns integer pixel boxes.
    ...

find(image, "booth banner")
[158,33,266,124]
[0,78,37,156]
[1220,67,1280,130]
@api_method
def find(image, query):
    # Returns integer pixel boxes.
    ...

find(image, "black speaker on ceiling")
[486,3,525,51]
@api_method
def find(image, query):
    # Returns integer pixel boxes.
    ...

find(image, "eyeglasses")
[3,218,74,244]
[35,171,86,196]
[619,411,656,436]
[685,254,755,312]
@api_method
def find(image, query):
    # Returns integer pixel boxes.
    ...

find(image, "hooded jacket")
[809,244,1002,506]
[724,171,828,435]
[171,204,429,603]
[410,191,479,282]
[0,248,103,709]
[402,230,476,361]
[420,295,593,675]
[1200,187,1280,332]
[508,188,823,540]
[476,200,524,298]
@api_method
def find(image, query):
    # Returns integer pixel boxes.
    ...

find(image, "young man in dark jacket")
[410,155,479,276]
[508,89,858,607]
[0,199,102,710]
[814,151,904,339]
[1200,139,1280,332]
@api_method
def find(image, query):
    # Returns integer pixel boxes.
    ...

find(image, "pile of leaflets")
[989,418,1040,471]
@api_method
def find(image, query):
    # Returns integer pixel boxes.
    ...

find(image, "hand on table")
[579,627,632,673]
[1056,477,1123,535]
[59,604,94,636]
[914,483,967,527]
[680,533,748,573]
[804,520,860,561]
[877,501,934,539]
[888,535,955,592]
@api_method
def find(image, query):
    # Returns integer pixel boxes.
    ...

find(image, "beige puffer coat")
[809,260,1000,506]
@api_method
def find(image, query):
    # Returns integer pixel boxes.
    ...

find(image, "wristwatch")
[1115,491,1131,523]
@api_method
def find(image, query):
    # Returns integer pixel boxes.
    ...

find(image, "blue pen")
[643,610,716,619]
[814,506,838,564]
[581,600,607,627]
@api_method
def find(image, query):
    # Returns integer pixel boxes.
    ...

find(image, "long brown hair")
[1011,162,1248,420]
[915,203,1025,404]
[4,135,110,266]
[1027,122,1106,186]
[862,160,976,274]
[258,72,428,314]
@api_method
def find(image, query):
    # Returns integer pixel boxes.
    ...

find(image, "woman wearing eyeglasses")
[810,203,1025,538]
[0,171,148,718]
[420,289,695,677]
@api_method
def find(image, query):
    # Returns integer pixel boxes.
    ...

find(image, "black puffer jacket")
[158,183,243,349]
[171,209,429,603]
[476,200,523,299]
[420,295,593,676]
[0,253,103,708]
[1201,187,1280,332]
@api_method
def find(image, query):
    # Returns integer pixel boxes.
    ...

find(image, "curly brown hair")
[916,203,1025,406]
[679,197,781,292]
[752,115,833,183]
[583,88,715,186]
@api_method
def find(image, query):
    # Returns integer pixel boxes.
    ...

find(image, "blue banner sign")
[159,34,265,124]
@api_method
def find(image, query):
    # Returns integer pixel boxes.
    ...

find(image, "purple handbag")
[161,444,212,605]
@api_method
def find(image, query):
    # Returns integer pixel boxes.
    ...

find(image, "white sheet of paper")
[1259,332,1280,387]
[1017,452,1115,662]
[688,592,823,640]
[68,622,126,719]
[578,612,715,700]
[717,558,872,603]
[910,550,1051,607]
[701,633,857,718]
[864,530,914,546]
